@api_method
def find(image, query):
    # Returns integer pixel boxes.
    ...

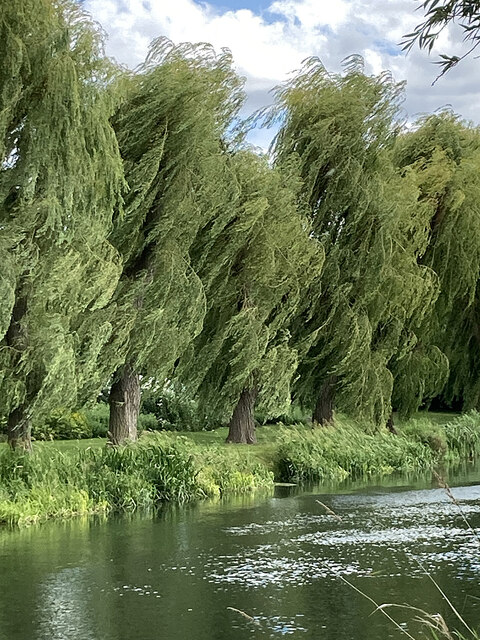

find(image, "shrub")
[138,413,159,432]
[141,382,204,431]
[32,409,92,441]
[83,404,110,438]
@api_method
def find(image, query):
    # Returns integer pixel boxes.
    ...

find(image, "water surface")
[1,465,479,640]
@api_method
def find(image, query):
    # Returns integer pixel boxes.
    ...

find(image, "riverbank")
[1,411,480,526]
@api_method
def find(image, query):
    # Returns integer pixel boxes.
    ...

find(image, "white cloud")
[85,0,480,147]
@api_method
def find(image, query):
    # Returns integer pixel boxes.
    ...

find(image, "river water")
[0,465,479,640]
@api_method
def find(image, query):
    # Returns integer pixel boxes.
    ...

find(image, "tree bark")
[312,375,336,426]
[108,364,141,445]
[7,405,32,452]
[5,295,33,451]
[226,387,258,444]
[386,412,398,434]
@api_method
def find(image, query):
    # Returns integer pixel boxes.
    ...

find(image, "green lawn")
[0,411,460,458]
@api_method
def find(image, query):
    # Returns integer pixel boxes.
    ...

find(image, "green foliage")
[196,445,274,495]
[87,39,246,420]
[83,404,110,438]
[268,56,437,425]
[32,409,92,441]
[0,434,275,525]
[141,382,204,431]
[0,0,124,443]
[275,419,439,482]
[137,413,159,431]
[392,113,480,415]
[399,417,448,454]
[402,0,480,78]
[30,405,159,440]
[443,410,480,460]
[177,149,324,427]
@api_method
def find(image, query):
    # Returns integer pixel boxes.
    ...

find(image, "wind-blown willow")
[0,0,124,449]
[267,57,437,427]
[392,113,480,414]
[176,151,324,443]
[99,39,245,444]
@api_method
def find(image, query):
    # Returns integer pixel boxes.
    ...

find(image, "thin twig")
[433,471,480,545]
[339,576,417,640]
[227,607,260,626]
[315,499,343,521]
[412,556,476,637]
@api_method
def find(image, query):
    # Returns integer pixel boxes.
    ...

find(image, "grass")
[0,433,274,526]
[1,410,479,527]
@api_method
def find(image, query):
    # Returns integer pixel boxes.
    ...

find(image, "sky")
[83,0,480,149]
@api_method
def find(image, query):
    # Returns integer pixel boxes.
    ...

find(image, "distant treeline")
[2,0,480,449]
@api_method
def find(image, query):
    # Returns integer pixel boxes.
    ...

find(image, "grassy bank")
[1,411,480,526]
[0,434,274,526]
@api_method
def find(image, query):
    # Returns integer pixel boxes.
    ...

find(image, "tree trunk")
[5,295,33,451]
[108,365,141,445]
[386,412,398,434]
[7,405,32,452]
[226,388,257,444]
[312,375,336,426]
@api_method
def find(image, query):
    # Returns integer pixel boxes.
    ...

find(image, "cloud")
[84,0,480,148]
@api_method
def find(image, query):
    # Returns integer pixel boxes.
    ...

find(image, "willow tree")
[0,0,124,449]
[403,0,480,77]
[98,39,244,444]
[267,57,437,427]
[391,113,480,414]
[175,150,323,443]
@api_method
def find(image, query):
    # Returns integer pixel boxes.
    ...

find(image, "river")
[0,464,479,640]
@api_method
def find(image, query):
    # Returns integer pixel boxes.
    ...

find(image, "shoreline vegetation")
[1,411,480,527]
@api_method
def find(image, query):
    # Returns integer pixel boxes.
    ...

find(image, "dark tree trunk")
[386,412,398,434]
[312,375,336,426]
[226,388,258,444]
[5,295,32,451]
[108,365,141,445]
[7,405,32,452]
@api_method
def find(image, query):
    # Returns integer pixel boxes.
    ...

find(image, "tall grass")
[0,434,274,526]
[2,411,480,527]
[275,418,438,482]
[275,411,480,483]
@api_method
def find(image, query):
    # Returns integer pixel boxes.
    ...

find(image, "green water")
[1,465,479,640]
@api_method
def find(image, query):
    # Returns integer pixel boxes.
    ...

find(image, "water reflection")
[0,465,479,640]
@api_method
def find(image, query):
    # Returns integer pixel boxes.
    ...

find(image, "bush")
[32,409,92,441]
[83,404,110,438]
[33,405,160,441]
[138,413,159,432]
[141,383,204,431]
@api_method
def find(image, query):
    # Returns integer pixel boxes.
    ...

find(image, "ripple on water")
[206,488,480,587]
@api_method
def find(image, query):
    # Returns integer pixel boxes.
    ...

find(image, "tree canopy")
[266,57,437,427]
[95,38,245,443]
[3,0,480,447]
[392,113,480,414]
[402,0,480,77]
[176,150,323,442]
[0,0,124,448]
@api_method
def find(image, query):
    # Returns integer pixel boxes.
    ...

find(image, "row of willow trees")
[2,0,480,449]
